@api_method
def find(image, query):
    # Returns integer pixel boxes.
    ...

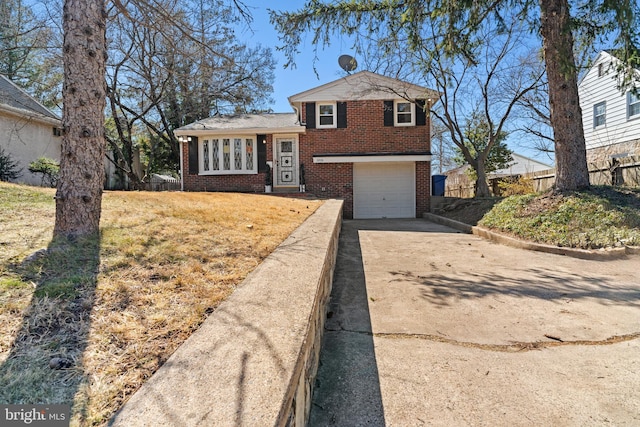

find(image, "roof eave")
[174,126,306,136]
[0,103,61,126]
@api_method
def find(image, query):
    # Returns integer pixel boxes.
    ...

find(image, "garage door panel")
[353,162,415,219]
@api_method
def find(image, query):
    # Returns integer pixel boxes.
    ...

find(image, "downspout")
[291,104,301,124]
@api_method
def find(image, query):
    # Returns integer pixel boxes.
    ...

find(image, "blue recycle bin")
[431,174,447,196]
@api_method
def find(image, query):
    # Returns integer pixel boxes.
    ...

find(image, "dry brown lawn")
[0,182,322,425]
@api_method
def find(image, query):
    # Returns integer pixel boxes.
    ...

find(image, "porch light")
[177,136,192,143]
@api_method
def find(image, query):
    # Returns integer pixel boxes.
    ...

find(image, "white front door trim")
[274,135,299,187]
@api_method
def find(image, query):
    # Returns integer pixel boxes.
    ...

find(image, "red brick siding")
[301,100,430,154]
[181,100,432,217]
[300,100,431,218]
[304,162,354,218]
[416,161,431,217]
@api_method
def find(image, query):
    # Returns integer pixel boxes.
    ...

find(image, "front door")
[275,137,298,187]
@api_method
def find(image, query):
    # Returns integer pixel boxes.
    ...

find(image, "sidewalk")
[310,219,640,426]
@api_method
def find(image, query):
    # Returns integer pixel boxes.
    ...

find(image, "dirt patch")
[437,197,501,225]
[520,192,563,216]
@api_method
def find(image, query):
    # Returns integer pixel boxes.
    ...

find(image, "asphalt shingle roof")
[0,74,59,120]
[177,113,301,131]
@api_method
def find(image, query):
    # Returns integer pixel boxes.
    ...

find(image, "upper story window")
[200,136,256,175]
[317,102,336,128]
[627,91,640,120]
[394,100,415,126]
[593,101,606,128]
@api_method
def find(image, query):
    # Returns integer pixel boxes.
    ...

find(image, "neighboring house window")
[200,136,257,174]
[317,102,336,128]
[593,101,606,128]
[394,100,415,126]
[628,92,640,120]
[598,63,604,77]
[53,127,62,137]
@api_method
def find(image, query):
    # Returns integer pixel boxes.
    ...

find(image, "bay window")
[200,136,257,174]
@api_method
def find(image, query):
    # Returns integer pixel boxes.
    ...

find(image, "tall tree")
[426,18,542,196]
[453,115,513,180]
[55,0,254,237]
[539,0,588,190]
[0,0,61,109]
[105,0,275,183]
[0,0,50,85]
[270,0,639,192]
[430,120,453,175]
[54,0,107,238]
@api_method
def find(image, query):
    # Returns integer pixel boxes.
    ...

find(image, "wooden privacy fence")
[528,155,640,192]
[444,155,640,198]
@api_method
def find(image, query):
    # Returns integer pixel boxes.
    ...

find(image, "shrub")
[29,157,60,187]
[0,147,23,182]
[498,176,534,196]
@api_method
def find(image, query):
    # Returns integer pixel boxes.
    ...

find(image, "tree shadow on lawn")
[0,234,100,424]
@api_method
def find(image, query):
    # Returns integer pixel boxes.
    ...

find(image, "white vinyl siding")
[578,51,640,150]
[353,162,415,219]
[200,136,257,175]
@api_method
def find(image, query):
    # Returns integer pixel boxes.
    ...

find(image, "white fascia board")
[313,154,431,163]
[0,104,61,126]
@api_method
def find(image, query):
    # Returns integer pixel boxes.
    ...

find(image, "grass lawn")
[478,186,640,249]
[0,182,322,426]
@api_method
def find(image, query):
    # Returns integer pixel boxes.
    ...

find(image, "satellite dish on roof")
[338,54,358,73]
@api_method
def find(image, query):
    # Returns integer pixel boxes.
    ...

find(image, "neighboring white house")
[0,74,62,185]
[577,51,640,163]
[443,152,553,197]
[490,153,552,177]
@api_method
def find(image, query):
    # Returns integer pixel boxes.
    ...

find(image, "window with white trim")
[593,101,606,128]
[394,100,415,126]
[317,102,336,128]
[628,91,640,120]
[200,136,257,174]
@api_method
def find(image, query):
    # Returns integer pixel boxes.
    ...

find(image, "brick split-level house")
[175,71,439,218]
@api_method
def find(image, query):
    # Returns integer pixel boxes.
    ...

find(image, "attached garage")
[353,162,416,219]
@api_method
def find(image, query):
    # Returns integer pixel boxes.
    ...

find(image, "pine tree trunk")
[539,0,590,191]
[54,0,107,238]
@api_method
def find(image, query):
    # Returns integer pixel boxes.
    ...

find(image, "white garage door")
[353,162,416,219]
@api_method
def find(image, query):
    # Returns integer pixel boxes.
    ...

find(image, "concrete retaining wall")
[110,199,344,427]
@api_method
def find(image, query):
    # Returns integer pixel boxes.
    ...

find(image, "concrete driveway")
[310,219,640,426]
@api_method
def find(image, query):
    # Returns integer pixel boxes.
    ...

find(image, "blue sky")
[238,2,555,166]
[238,1,353,112]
